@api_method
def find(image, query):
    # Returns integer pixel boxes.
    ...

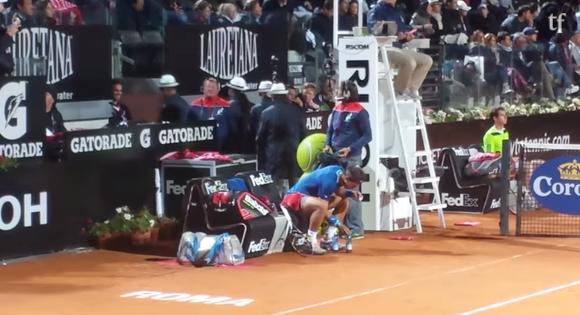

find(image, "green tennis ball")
[296,133,327,172]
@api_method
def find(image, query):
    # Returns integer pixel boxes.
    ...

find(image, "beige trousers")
[386,48,433,92]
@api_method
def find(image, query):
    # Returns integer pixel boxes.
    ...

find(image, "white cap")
[0,0,8,3]
[457,0,471,11]
[158,74,179,88]
[225,77,248,91]
[269,83,288,95]
[258,81,273,93]
[428,0,442,4]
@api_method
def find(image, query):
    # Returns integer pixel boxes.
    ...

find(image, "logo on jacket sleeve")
[530,156,580,215]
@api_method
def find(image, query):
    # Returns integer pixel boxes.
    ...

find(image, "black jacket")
[108,103,133,127]
[46,107,66,134]
[256,101,306,181]
[159,94,192,123]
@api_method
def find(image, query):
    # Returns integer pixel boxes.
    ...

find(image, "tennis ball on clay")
[296,133,327,173]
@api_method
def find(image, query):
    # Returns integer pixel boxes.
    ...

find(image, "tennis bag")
[177,232,245,267]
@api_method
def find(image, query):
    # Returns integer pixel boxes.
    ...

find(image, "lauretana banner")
[10,26,112,102]
[164,25,288,95]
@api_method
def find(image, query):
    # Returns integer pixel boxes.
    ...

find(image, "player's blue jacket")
[325,102,372,157]
[287,165,343,201]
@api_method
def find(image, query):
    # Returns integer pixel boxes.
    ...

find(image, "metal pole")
[499,139,510,236]
[333,0,339,48]
[515,143,524,236]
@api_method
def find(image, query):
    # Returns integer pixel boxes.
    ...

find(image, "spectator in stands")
[473,33,513,95]
[455,1,471,33]
[429,0,445,37]
[302,82,327,111]
[118,0,162,31]
[468,29,485,50]
[343,0,364,30]
[513,32,556,100]
[33,0,57,26]
[250,81,272,157]
[314,76,335,110]
[486,0,509,28]
[410,1,436,39]
[367,0,433,100]
[164,0,188,25]
[46,87,66,135]
[468,4,497,35]
[500,4,532,34]
[192,0,212,25]
[441,0,469,45]
[310,0,334,45]
[257,83,306,193]
[159,74,192,123]
[213,3,238,25]
[189,77,236,151]
[549,31,574,80]
[0,15,20,77]
[324,81,371,239]
[536,0,576,43]
[239,0,262,24]
[108,80,133,127]
[496,31,534,97]
[569,31,580,79]
[338,0,353,30]
[287,85,304,108]
[9,0,36,27]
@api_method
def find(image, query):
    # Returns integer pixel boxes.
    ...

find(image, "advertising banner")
[164,25,288,95]
[304,111,331,136]
[10,26,112,102]
[0,77,46,160]
[64,122,218,162]
[417,111,580,166]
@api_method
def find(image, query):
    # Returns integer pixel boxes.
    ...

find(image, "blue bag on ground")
[177,232,245,266]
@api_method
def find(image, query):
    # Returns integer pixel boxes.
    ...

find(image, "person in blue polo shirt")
[323,81,372,239]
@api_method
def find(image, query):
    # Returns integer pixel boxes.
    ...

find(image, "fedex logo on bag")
[247,238,270,253]
[441,193,479,208]
[249,173,274,187]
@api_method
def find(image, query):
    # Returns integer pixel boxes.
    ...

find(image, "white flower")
[123,213,131,220]
[550,106,559,113]
[531,103,540,109]
[116,207,123,213]
[149,219,155,227]
[104,220,110,224]
[573,98,580,106]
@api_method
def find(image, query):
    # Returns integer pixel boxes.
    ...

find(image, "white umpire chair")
[332,4,447,233]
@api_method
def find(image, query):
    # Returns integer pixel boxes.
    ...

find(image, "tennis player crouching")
[281,165,366,255]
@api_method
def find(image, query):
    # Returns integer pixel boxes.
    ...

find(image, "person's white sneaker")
[395,90,409,100]
[566,85,579,94]
[406,90,422,100]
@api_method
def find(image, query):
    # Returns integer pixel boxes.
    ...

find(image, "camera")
[270,55,279,83]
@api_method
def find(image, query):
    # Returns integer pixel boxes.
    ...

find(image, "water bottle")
[345,235,353,253]
[331,234,340,253]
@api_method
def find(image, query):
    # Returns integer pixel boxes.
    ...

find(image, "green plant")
[0,156,18,171]
[88,222,111,237]
[108,206,134,233]
[138,206,157,227]
[132,216,152,232]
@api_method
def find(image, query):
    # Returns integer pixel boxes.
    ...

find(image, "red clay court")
[2,213,580,315]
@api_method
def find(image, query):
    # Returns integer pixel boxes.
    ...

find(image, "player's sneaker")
[321,235,345,252]
[341,233,364,240]
[311,243,327,255]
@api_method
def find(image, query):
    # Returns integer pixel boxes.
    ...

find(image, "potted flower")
[88,221,111,249]
[0,155,18,171]
[157,216,179,241]
[138,206,159,243]
[130,216,152,245]
[108,206,134,245]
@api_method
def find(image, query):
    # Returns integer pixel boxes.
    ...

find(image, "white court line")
[452,279,580,315]
[267,253,533,315]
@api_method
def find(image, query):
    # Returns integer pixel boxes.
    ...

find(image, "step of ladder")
[418,203,448,211]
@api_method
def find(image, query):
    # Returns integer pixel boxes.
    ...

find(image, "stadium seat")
[142,31,164,45]
[119,30,144,46]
